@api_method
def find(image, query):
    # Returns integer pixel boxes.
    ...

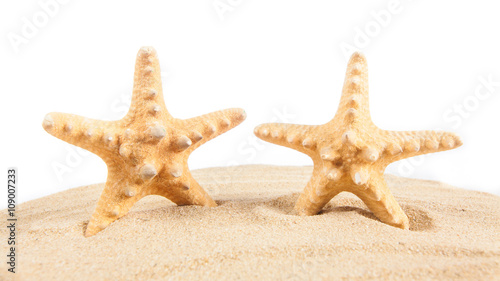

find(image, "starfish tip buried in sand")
[254,52,462,230]
[43,46,246,237]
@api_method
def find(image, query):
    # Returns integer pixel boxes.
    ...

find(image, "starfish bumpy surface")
[254,53,462,229]
[43,47,246,237]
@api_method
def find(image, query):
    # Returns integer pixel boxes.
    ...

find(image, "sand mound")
[2,165,499,280]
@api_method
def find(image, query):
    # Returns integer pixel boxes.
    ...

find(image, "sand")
[2,165,499,280]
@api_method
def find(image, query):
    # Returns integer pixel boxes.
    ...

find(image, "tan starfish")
[42,47,246,237]
[254,52,462,229]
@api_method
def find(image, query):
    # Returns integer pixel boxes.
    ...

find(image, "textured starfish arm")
[349,173,409,229]
[179,108,247,152]
[150,169,217,207]
[333,52,371,123]
[42,112,119,156]
[383,130,463,161]
[126,47,170,120]
[254,123,320,155]
[85,178,143,237]
[294,165,342,216]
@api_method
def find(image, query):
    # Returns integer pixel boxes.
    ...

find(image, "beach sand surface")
[2,165,499,280]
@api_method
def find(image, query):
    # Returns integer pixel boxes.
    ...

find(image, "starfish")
[42,47,246,237]
[254,52,462,229]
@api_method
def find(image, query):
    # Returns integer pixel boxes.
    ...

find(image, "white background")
[1,0,499,208]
